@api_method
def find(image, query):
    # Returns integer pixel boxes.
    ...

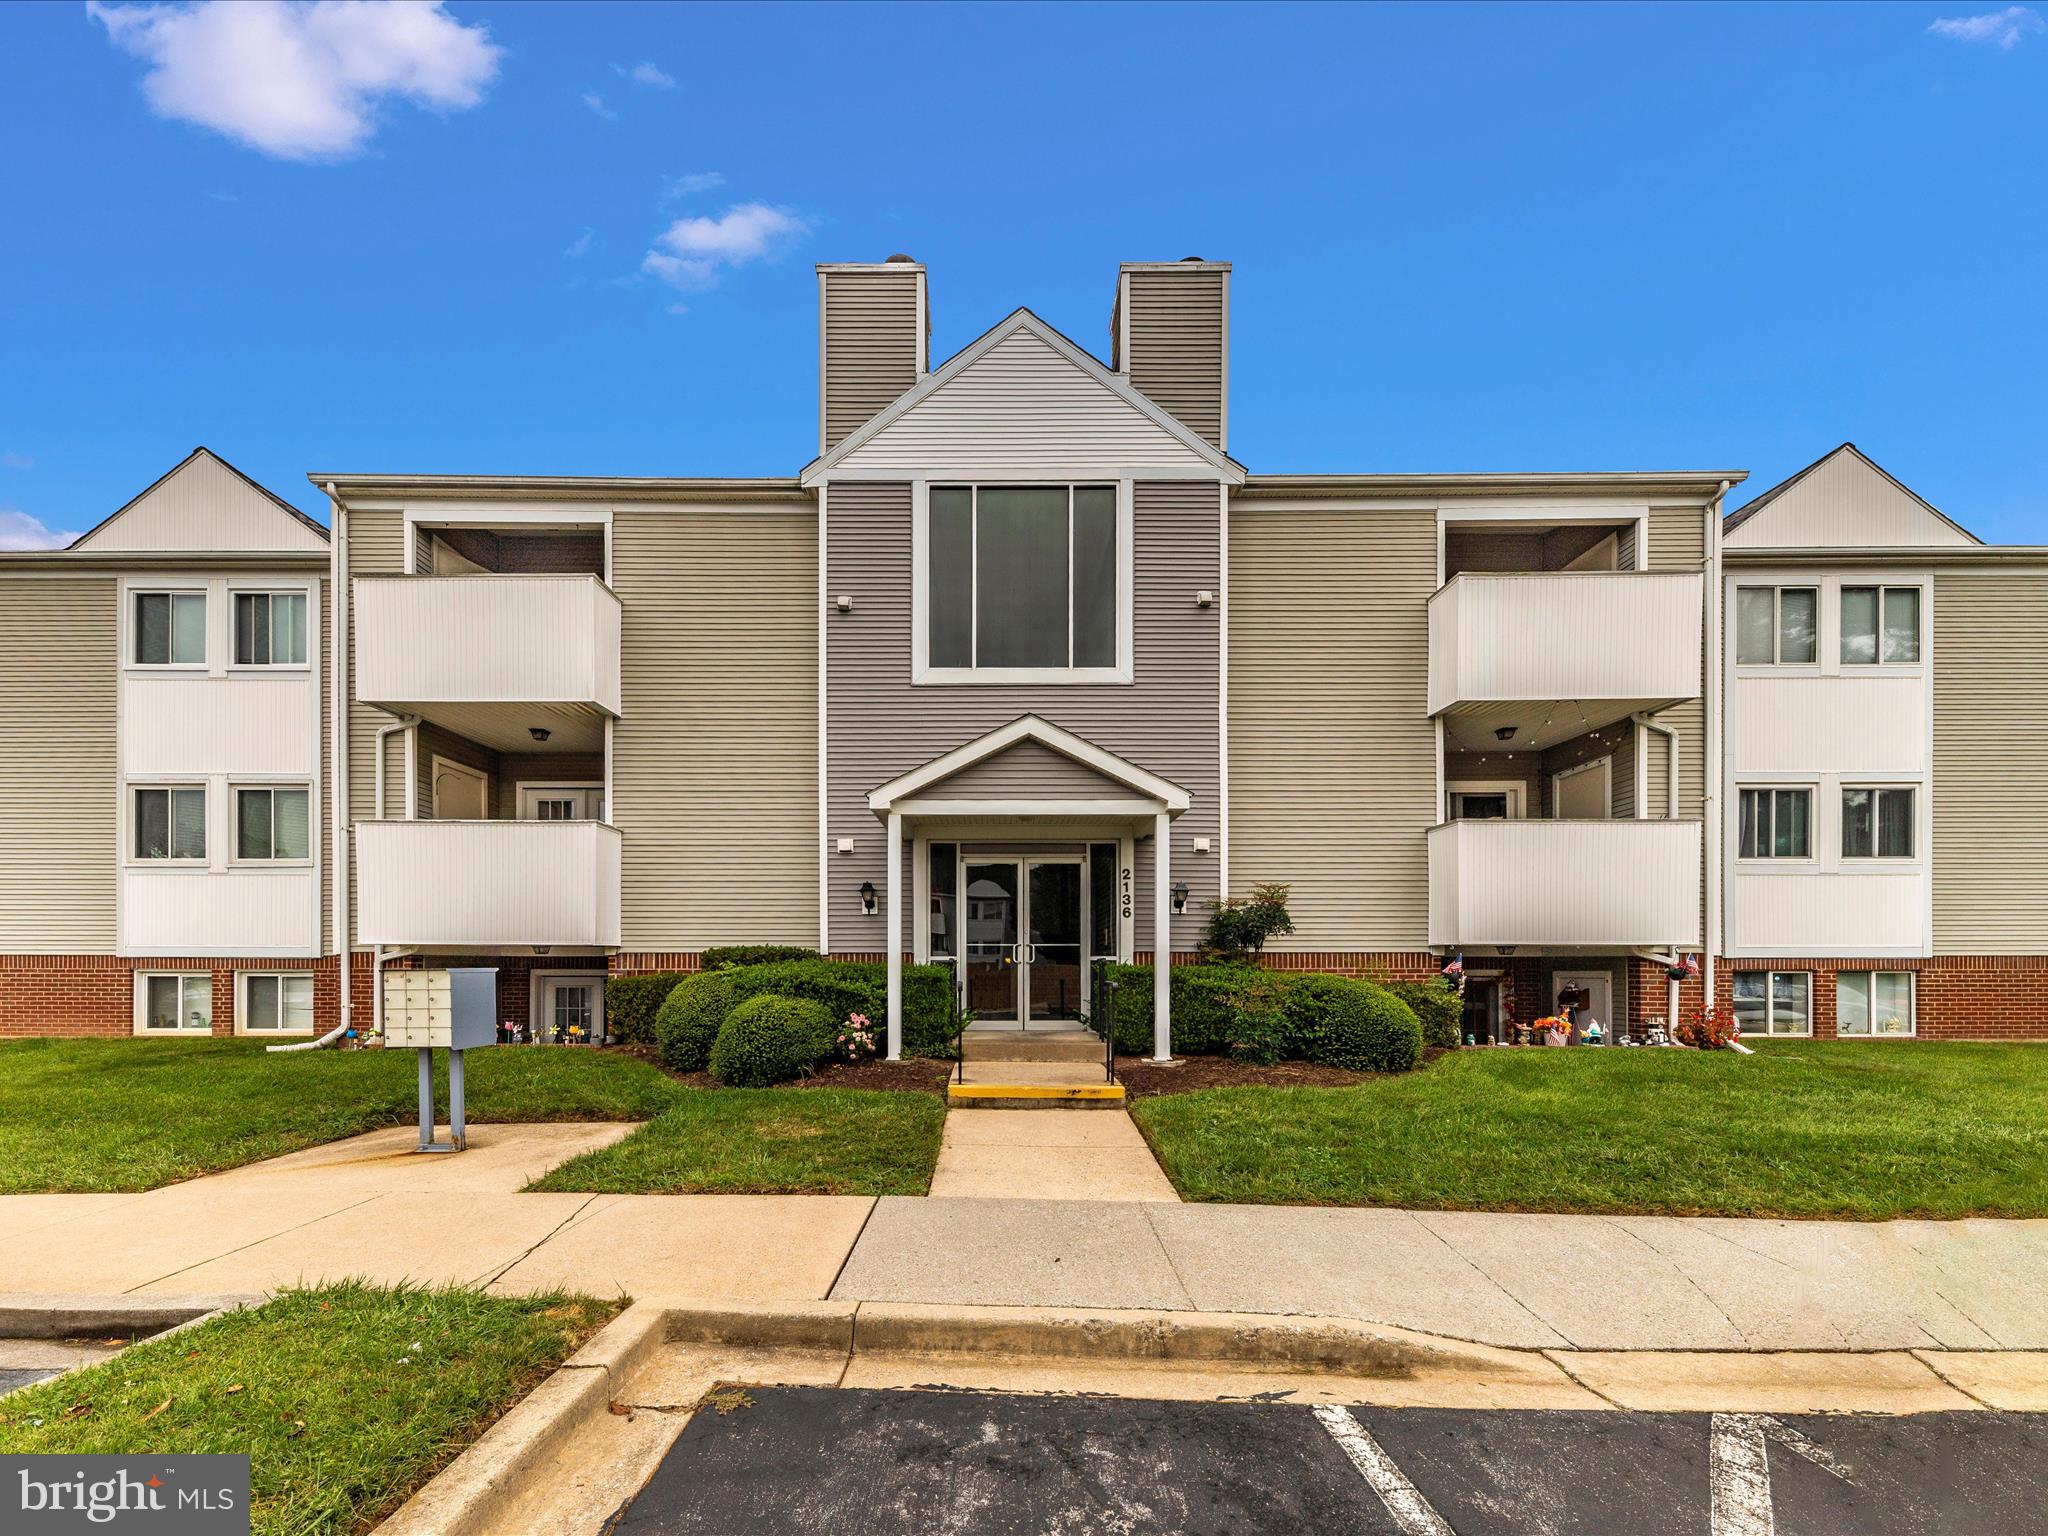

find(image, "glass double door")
[963,858,1085,1028]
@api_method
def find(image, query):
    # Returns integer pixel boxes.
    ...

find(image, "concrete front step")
[947,1082,1126,1109]
[961,1029,1108,1065]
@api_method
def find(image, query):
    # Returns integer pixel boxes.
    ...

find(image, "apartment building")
[0,448,332,1037]
[3,258,2041,1048]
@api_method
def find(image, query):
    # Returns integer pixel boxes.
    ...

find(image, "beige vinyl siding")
[612,506,817,948]
[1230,504,1437,950]
[1644,504,1707,824]
[1933,571,2048,951]
[1611,723,1637,818]
[1124,269,1225,448]
[0,577,117,950]
[72,450,329,555]
[931,739,1150,801]
[345,509,408,945]
[1726,447,1976,550]
[823,270,921,451]
[827,481,1222,953]
[1615,523,1639,571]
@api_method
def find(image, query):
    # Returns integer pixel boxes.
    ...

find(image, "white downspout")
[1703,480,1730,1011]
[329,483,350,1044]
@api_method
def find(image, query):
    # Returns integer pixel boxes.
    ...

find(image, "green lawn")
[0,1283,618,1536]
[1130,1041,2048,1219]
[530,1088,947,1195]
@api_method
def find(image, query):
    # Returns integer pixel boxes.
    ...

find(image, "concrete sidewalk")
[3,1124,2046,1355]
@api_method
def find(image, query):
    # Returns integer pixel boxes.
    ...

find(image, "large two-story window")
[925,485,1121,679]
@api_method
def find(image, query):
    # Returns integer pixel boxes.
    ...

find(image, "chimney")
[817,255,928,454]
[1111,258,1229,451]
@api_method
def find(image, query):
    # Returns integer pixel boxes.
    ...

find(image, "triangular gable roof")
[868,714,1191,814]
[70,448,329,554]
[802,309,1244,487]
[1724,443,1979,550]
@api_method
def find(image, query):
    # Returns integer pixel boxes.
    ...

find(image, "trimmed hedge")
[654,971,741,1074]
[1384,980,1462,1051]
[1097,964,1256,1057]
[700,945,819,971]
[605,972,687,1047]
[708,993,836,1087]
[1283,975,1423,1073]
[1095,962,1424,1073]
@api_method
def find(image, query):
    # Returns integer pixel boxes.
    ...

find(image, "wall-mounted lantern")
[859,880,878,916]
[1171,881,1190,915]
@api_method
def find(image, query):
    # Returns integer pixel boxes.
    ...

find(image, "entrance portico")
[867,716,1191,1061]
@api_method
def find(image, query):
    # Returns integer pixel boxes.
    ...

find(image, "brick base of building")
[1709,956,2048,1041]
[0,955,347,1039]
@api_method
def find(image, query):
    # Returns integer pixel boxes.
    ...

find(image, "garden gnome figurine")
[1582,1017,1604,1045]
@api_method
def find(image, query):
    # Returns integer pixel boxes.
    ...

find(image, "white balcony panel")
[122,869,319,956]
[1428,572,1703,716]
[1428,818,1701,948]
[353,576,622,717]
[355,820,621,948]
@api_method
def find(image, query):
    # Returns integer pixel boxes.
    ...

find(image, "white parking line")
[1313,1405,1457,1536]
[1710,1413,1776,1536]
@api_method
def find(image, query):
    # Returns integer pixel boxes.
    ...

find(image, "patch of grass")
[529,1088,946,1195]
[1129,1041,2048,1219]
[0,1282,619,1536]
[0,1039,687,1193]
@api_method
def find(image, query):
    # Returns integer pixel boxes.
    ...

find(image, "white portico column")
[886,810,903,1061]
[1152,810,1172,1061]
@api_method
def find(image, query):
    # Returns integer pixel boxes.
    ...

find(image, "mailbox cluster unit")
[382,968,499,1050]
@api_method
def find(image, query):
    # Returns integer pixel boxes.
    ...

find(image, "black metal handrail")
[935,957,973,1085]
[1087,958,1118,1084]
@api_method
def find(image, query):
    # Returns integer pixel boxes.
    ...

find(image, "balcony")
[355,820,622,948]
[354,576,621,751]
[1427,818,1701,949]
[1427,572,1702,748]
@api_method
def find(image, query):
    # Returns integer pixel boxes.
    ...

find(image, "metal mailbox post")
[381,967,499,1153]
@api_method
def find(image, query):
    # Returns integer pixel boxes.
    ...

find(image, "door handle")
[1023,943,1036,964]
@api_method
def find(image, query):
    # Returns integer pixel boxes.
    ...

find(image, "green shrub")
[699,945,819,971]
[1202,882,1297,961]
[694,958,959,1059]
[605,972,687,1046]
[1383,979,1463,1051]
[1283,975,1423,1073]
[654,971,741,1074]
[708,993,835,1086]
[1097,963,1252,1056]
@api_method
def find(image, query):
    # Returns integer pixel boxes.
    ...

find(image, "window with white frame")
[241,973,315,1033]
[1842,786,1915,859]
[1732,971,1811,1037]
[927,485,1118,674]
[1735,585,1818,666]
[235,787,311,861]
[1737,787,1811,858]
[138,973,212,1033]
[1837,971,1915,1036]
[133,786,206,861]
[233,591,307,666]
[133,591,206,666]
[1840,586,1920,666]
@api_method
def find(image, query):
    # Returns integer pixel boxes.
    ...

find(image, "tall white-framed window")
[239,972,315,1034]
[1841,786,1915,860]
[1837,970,1915,1037]
[136,972,212,1034]
[1737,786,1812,859]
[132,590,207,667]
[1840,585,1921,666]
[916,482,1130,683]
[232,590,308,667]
[234,786,312,862]
[1732,970,1811,1037]
[1734,585,1818,666]
[132,785,207,861]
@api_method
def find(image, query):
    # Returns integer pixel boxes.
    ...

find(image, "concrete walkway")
[4,1124,2047,1355]
[928,1110,1178,1202]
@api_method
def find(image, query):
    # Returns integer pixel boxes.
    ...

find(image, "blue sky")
[1,1,2044,542]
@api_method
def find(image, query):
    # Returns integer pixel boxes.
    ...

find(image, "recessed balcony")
[353,575,621,752]
[354,819,621,949]
[1427,818,1702,949]
[1428,572,1702,750]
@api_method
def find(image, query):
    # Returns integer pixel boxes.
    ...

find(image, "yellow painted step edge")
[947,1083,1126,1100]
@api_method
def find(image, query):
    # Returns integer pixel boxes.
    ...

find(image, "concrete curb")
[0,1293,262,1340]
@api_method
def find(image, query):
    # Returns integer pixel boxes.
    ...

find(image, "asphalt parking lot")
[609,1386,2046,1535]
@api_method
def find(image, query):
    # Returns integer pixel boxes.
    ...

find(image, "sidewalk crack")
[1406,1213,1569,1349]
[1140,1206,1200,1311]
[125,1191,391,1294]
[476,1194,604,1290]
[823,1197,884,1301]
[1598,1215,1761,1348]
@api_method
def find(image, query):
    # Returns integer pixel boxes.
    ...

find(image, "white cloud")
[0,451,34,470]
[581,90,617,121]
[0,509,78,551]
[641,203,808,290]
[1929,6,2044,48]
[615,60,674,89]
[88,0,501,161]
[663,170,724,200]
[564,228,595,258]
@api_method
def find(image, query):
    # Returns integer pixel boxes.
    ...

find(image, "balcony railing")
[353,575,622,717]
[1427,572,1702,716]
[1427,818,1701,949]
[355,820,622,948]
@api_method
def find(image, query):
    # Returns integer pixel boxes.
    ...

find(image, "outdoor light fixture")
[859,880,878,916]
[529,727,551,743]
[1494,726,1517,742]
[1172,881,1190,914]
[1496,945,1517,956]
